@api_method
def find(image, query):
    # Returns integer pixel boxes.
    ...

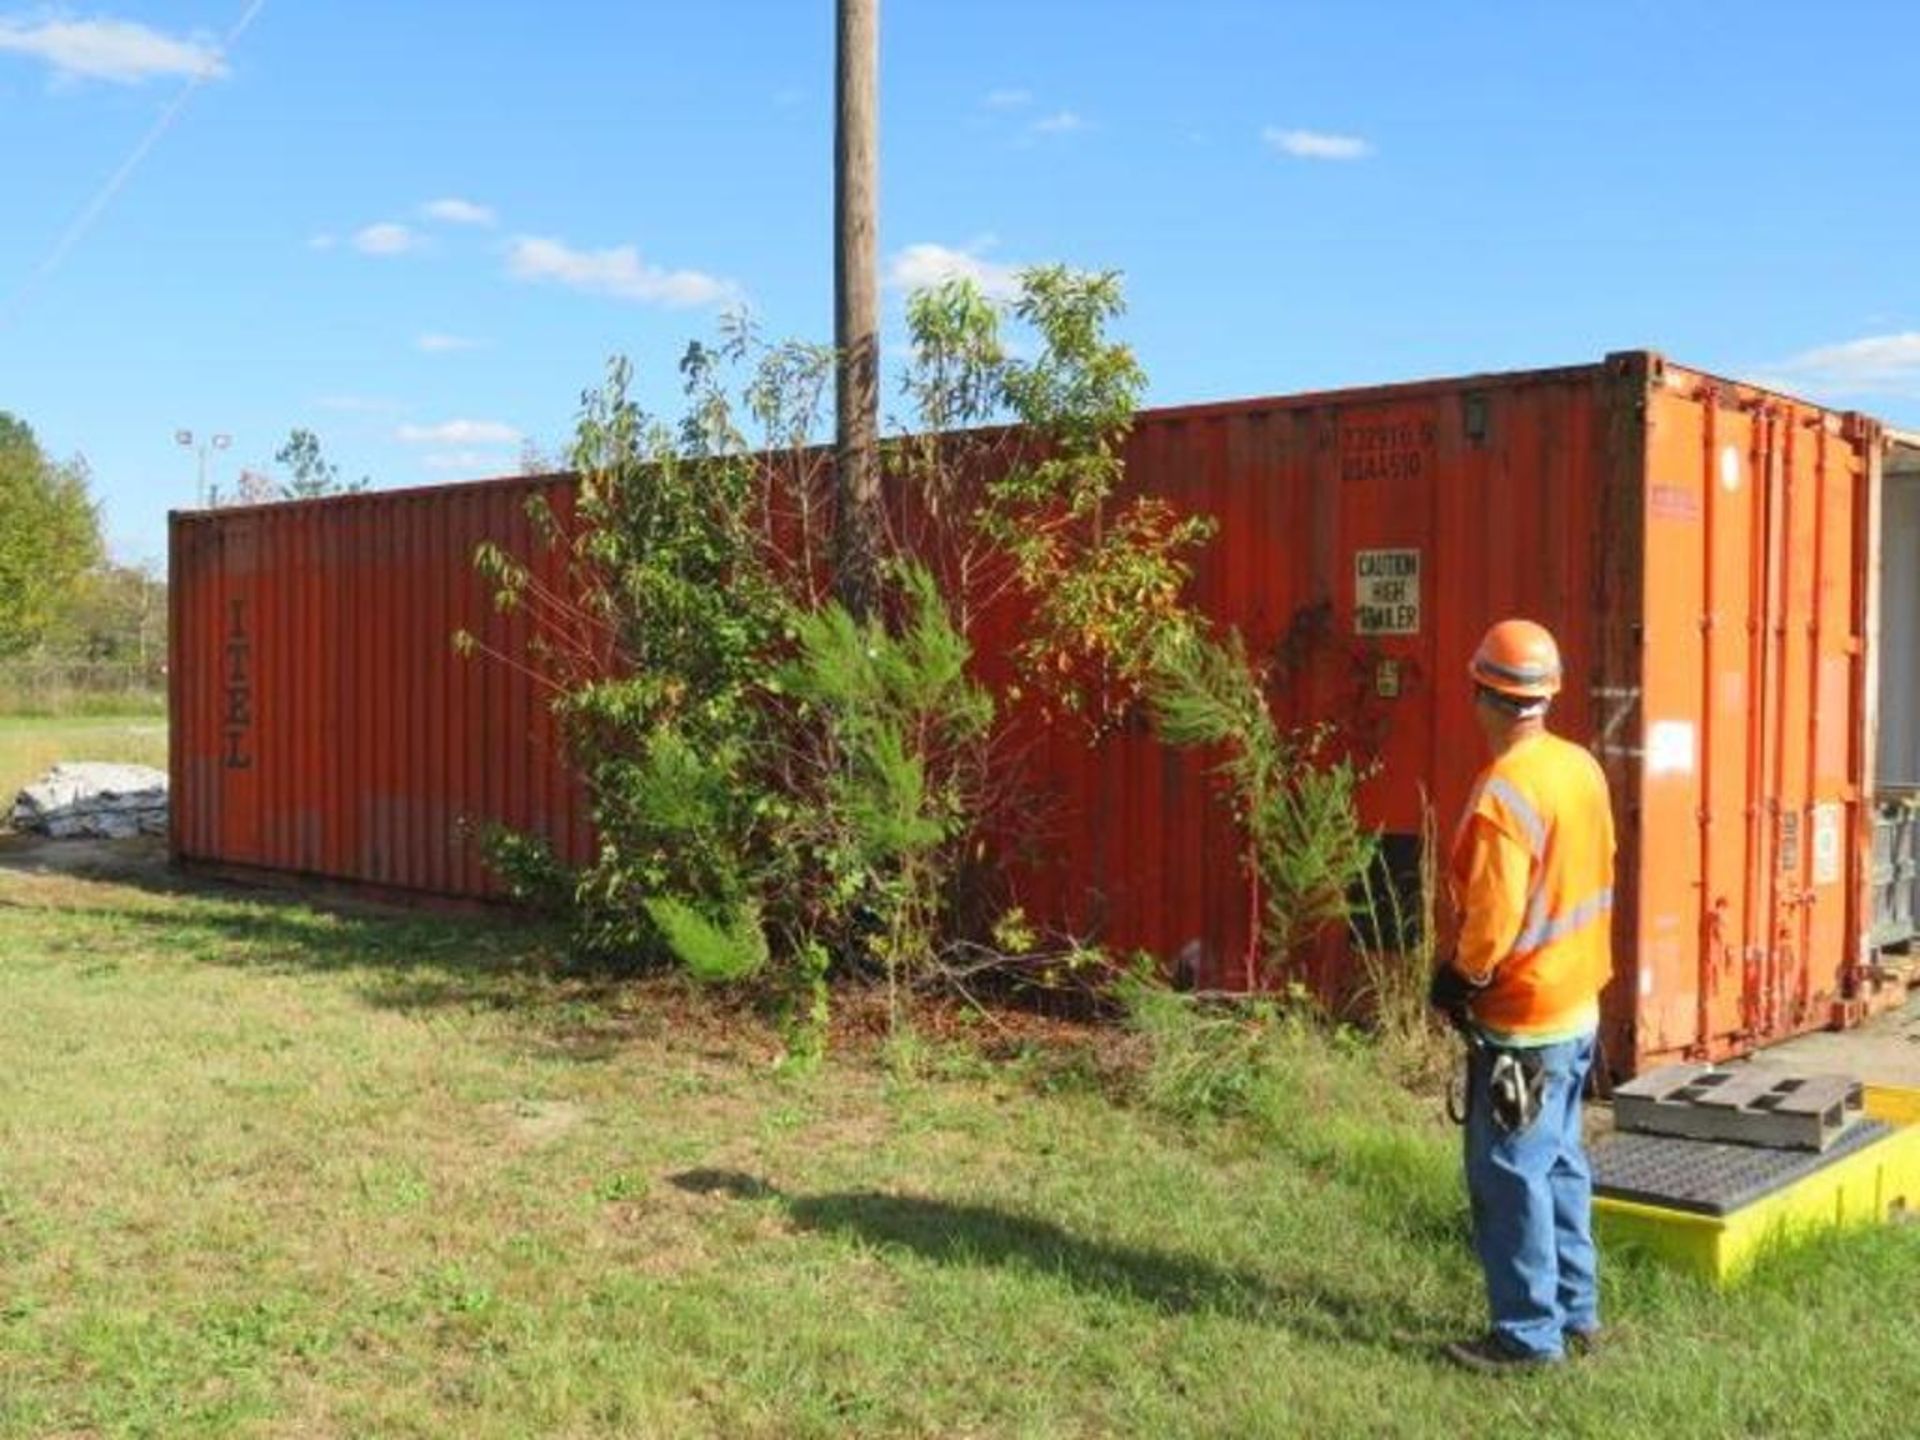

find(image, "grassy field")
[0,861,1917,1437]
[0,715,169,813]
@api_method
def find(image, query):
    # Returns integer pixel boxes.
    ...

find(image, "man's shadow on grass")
[670,1168,1442,1347]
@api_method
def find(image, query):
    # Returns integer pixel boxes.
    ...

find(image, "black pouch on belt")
[1486,1046,1547,1134]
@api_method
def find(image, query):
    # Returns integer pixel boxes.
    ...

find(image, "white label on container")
[1646,721,1696,776]
[1719,444,1742,493]
[1354,549,1421,635]
[1812,803,1842,886]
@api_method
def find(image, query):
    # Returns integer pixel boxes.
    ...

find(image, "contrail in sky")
[0,0,272,331]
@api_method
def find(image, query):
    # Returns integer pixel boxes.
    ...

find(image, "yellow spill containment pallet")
[1593,1085,1920,1284]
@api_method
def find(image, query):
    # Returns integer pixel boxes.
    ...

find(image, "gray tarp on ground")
[10,763,169,839]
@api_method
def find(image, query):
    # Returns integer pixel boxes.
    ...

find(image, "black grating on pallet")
[1592,1120,1894,1217]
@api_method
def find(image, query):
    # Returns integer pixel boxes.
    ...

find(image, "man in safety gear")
[1431,618,1615,1374]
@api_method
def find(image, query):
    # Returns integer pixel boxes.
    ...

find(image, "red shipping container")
[170,351,1890,1073]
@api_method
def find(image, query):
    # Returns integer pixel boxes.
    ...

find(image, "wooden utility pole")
[834,0,881,618]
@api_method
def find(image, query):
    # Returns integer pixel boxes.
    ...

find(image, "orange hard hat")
[1469,619,1562,700]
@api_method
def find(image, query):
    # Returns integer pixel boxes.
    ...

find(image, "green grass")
[0,864,1917,1437]
[0,715,168,812]
[0,676,165,720]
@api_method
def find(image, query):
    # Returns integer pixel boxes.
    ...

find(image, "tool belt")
[1451,1035,1547,1135]
[1431,962,1547,1135]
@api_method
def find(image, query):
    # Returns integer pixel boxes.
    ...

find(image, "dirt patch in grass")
[603,1203,719,1277]
[489,1098,587,1149]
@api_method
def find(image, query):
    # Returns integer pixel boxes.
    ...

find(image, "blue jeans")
[1463,1031,1598,1359]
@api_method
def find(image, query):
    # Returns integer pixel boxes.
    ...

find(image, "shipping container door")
[1695,399,1848,1054]
[1778,413,1865,1031]
[1727,408,1860,1045]
[1641,386,1731,1056]
[1753,405,1808,1043]
[1643,384,1774,1059]
[1704,400,1765,1053]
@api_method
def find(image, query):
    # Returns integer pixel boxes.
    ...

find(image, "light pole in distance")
[175,429,232,509]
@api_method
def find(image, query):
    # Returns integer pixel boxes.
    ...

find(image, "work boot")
[1441,1332,1562,1375]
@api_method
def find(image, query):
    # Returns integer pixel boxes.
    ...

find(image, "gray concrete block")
[1612,1064,1865,1152]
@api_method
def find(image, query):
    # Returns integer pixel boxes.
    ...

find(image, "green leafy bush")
[642,897,769,983]
[471,269,1380,1054]
[1150,629,1378,978]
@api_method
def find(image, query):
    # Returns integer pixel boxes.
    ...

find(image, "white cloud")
[1262,127,1374,161]
[396,419,521,446]
[352,222,423,256]
[1031,110,1085,135]
[420,197,496,227]
[1748,332,1920,399]
[504,235,737,309]
[421,450,497,473]
[983,88,1032,110]
[415,332,482,353]
[886,242,1021,302]
[0,16,225,84]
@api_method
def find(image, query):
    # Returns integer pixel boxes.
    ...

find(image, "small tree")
[227,469,281,507]
[898,273,1379,983]
[1149,630,1378,985]
[892,270,1215,732]
[274,428,367,500]
[0,413,103,657]
[467,341,992,1059]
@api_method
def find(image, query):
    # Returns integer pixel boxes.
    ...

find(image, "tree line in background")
[0,413,141,676]
[0,413,364,710]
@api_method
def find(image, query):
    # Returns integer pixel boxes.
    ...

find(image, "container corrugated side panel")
[984,365,1617,1001]
[167,361,1879,1080]
[988,359,1868,1073]
[169,478,592,897]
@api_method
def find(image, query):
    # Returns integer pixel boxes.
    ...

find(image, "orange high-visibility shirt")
[1448,731,1616,1042]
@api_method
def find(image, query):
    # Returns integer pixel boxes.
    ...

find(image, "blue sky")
[3,1,1919,567]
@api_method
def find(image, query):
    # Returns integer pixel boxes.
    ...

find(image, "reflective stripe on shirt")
[1483,775,1546,856]
[1513,887,1614,955]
